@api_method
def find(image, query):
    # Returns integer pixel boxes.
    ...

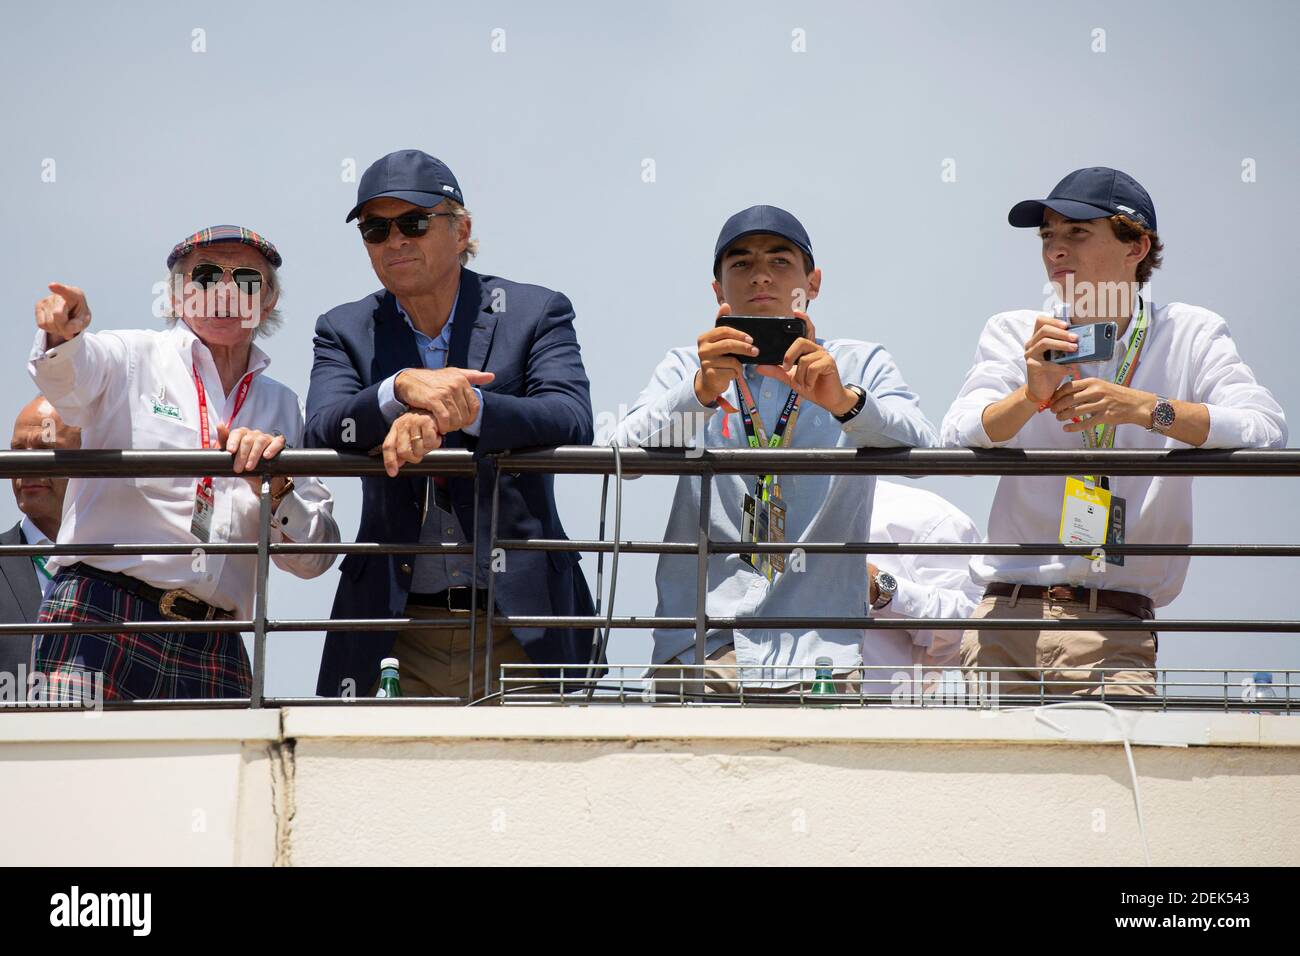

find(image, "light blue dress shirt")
[376,294,483,593]
[376,293,483,436]
[612,337,938,684]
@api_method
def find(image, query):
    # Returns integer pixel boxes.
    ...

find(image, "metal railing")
[1,446,1298,711]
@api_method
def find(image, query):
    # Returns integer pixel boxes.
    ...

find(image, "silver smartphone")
[1048,321,1118,364]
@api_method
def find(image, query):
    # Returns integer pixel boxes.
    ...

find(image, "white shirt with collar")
[27,321,340,618]
[940,301,1287,608]
[20,515,55,600]
[865,480,984,682]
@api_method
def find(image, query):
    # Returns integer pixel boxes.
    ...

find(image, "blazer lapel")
[448,268,499,373]
[0,523,42,622]
[372,291,423,383]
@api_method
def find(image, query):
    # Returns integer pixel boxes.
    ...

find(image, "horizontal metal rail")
[0,447,1295,711]
[0,446,1298,478]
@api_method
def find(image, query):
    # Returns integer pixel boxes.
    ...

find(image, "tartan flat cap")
[166,225,283,269]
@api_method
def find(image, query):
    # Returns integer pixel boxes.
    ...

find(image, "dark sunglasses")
[358,211,452,244]
[189,262,266,294]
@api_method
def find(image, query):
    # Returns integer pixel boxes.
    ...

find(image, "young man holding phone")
[613,205,937,693]
[941,167,1287,696]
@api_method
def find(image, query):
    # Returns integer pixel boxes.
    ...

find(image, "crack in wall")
[269,734,297,867]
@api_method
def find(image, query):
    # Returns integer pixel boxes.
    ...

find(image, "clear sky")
[2,0,1296,697]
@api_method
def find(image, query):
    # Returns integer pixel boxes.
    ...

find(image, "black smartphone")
[1047,321,1118,364]
[715,315,808,364]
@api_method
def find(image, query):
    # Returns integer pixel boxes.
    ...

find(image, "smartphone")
[1048,321,1118,364]
[715,315,808,364]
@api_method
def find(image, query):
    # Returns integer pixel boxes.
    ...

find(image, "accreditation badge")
[741,492,759,572]
[190,481,215,543]
[741,492,777,578]
[1059,475,1111,548]
[1105,494,1127,567]
[768,495,787,574]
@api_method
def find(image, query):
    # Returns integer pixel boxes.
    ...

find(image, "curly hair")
[1109,214,1163,285]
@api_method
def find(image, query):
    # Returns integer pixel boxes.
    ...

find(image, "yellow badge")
[1059,475,1111,547]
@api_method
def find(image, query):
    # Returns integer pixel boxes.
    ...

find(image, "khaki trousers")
[960,591,1158,698]
[648,644,861,698]
[369,605,537,702]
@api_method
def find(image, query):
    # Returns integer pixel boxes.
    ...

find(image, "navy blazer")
[305,267,598,696]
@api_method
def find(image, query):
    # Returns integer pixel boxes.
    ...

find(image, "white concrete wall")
[3,707,1298,865]
[0,710,282,866]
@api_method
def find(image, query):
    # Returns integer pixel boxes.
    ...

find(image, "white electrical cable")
[1033,701,1152,866]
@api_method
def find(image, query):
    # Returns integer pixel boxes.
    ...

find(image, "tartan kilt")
[34,568,251,702]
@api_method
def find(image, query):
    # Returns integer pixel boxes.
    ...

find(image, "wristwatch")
[871,569,898,610]
[834,385,868,423]
[270,476,296,508]
[1146,396,1176,433]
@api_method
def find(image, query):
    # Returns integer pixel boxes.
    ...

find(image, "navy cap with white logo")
[713,205,814,276]
[345,149,464,222]
[1008,167,1157,232]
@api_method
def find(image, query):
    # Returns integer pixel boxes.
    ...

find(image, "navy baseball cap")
[713,205,814,276]
[1008,167,1157,232]
[345,149,465,222]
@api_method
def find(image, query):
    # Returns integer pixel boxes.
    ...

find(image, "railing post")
[483,461,503,702]
[694,464,712,668]
[468,465,481,702]
[250,475,272,709]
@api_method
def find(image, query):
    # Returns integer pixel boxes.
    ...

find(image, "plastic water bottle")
[1252,671,1276,714]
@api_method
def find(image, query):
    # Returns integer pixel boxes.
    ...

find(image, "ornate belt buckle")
[159,589,198,621]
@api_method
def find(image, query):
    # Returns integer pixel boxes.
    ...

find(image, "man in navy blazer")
[306,149,597,700]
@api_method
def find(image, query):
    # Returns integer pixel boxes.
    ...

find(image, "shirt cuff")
[1202,403,1268,449]
[837,387,881,432]
[271,490,314,540]
[953,407,997,448]
[28,327,82,365]
[377,372,408,425]
[871,573,923,620]
[462,387,484,436]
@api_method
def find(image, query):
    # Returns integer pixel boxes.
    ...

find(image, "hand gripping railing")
[0,446,1297,710]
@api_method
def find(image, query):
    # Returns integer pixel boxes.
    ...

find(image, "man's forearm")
[981,385,1039,444]
[1133,393,1211,447]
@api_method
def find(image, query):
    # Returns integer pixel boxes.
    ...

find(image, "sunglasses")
[358,211,452,244]
[189,262,266,295]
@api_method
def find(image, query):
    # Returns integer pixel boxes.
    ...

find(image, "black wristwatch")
[834,385,867,423]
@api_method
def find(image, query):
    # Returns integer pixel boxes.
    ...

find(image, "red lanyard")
[193,361,254,486]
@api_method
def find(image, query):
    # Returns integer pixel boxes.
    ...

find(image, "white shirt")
[865,480,983,685]
[940,301,1287,608]
[21,515,56,600]
[28,322,340,618]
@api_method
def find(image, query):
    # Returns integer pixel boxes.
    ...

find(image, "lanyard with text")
[734,376,801,501]
[1082,301,1150,452]
[191,361,255,542]
[1059,301,1148,566]
[734,376,800,579]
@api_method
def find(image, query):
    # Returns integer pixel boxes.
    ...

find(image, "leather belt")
[67,562,236,622]
[406,587,487,614]
[984,582,1154,619]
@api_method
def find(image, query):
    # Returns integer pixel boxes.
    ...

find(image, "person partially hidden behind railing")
[941,167,1287,697]
[613,205,938,696]
[0,397,81,685]
[862,479,984,699]
[26,226,340,702]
